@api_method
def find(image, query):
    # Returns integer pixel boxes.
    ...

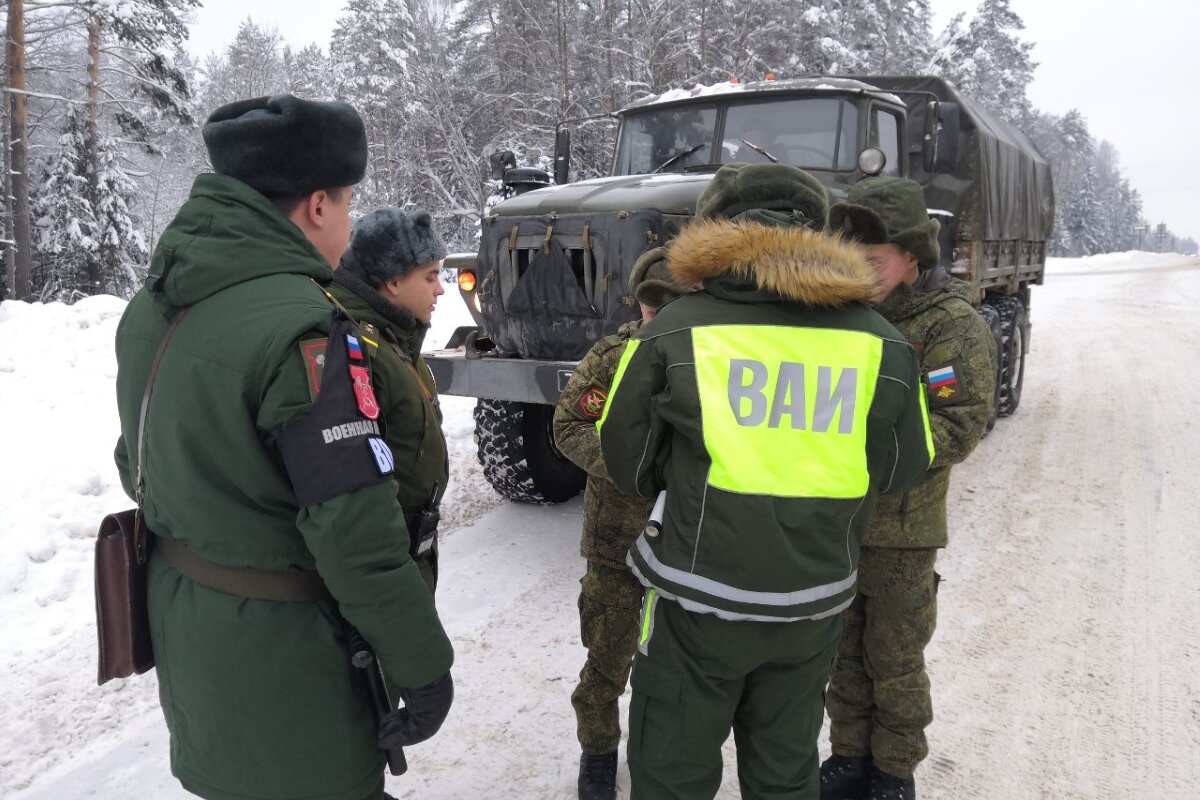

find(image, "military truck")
[426,75,1055,504]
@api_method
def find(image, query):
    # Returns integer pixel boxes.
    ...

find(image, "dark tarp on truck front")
[858,75,1055,244]
[476,209,663,361]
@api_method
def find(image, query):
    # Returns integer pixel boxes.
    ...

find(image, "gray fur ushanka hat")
[202,94,367,196]
[829,177,940,270]
[340,208,448,288]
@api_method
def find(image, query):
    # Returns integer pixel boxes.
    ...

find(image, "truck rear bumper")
[424,350,579,406]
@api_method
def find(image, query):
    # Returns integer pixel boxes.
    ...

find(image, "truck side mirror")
[554,127,571,185]
[925,101,960,173]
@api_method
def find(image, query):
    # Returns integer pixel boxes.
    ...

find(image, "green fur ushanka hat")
[695,163,830,231]
[202,95,368,196]
[829,177,941,270]
[628,246,692,309]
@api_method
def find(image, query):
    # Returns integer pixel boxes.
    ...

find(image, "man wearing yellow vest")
[597,163,935,800]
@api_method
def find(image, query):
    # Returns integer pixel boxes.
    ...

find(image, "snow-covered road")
[4,251,1198,799]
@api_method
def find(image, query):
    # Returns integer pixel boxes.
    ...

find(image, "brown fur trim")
[666,218,879,307]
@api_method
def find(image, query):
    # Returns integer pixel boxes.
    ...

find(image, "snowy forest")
[0,0,1195,303]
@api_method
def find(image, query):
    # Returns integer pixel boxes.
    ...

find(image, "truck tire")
[978,303,1004,433]
[473,399,586,504]
[993,296,1027,417]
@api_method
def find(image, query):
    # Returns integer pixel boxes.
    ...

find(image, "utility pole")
[1156,222,1167,253]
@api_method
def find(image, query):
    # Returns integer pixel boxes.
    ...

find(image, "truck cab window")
[613,106,717,175]
[871,109,901,176]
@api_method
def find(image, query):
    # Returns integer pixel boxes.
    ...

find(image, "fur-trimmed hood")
[666,218,879,308]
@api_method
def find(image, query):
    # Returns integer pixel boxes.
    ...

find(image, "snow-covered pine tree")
[32,109,146,300]
[330,0,417,210]
[930,0,1035,124]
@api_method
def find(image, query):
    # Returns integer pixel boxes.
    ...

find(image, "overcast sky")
[186,0,1198,242]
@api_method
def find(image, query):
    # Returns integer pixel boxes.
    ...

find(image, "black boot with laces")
[578,751,617,800]
[819,754,872,800]
[869,766,915,800]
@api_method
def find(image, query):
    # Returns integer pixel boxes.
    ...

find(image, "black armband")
[277,317,394,506]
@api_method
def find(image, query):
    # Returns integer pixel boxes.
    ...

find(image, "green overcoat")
[113,174,453,800]
[328,270,448,591]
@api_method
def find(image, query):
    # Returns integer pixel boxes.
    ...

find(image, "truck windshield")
[613,96,860,175]
[612,105,718,175]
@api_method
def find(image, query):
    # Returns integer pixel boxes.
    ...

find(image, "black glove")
[378,672,454,748]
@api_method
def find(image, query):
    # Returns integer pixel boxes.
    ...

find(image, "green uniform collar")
[330,268,428,357]
[878,267,974,322]
[147,173,333,307]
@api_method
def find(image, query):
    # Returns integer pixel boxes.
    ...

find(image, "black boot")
[578,751,617,800]
[870,766,915,800]
[820,754,872,800]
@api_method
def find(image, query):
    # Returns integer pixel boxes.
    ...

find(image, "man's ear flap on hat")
[828,203,889,245]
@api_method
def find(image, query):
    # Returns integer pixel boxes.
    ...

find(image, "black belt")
[155,536,333,603]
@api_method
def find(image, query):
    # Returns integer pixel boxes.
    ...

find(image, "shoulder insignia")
[299,337,328,401]
[359,324,381,355]
[926,363,960,406]
[577,384,608,420]
[349,364,381,420]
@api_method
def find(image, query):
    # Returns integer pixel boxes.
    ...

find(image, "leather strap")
[156,537,333,603]
[135,306,192,505]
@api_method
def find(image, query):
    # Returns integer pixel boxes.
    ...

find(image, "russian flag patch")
[346,334,364,361]
[927,365,957,388]
[927,364,960,404]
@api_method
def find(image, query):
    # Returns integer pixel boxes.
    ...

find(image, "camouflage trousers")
[572,561,644,754]
[826,546,939,778]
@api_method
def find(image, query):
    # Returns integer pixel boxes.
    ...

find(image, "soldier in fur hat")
[329,208,450,594]
[596,164,935,800]
[820,178,997,800]
[113,96,453,800]
[554,246,694,800]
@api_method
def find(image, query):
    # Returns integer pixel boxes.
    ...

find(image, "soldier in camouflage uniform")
[820,178,998,800]
[553,248,693,800]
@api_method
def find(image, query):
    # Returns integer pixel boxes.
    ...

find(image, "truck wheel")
[993,297,1027,417]
[473,399,586,504]
[978,303,1003,432]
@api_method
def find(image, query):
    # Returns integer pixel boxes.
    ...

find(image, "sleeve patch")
[278,319,393,506]
[299,338,328,401]
[926,363,961,406]
[577,385,609,420]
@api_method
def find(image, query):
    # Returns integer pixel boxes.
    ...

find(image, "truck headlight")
[458,270,477,292]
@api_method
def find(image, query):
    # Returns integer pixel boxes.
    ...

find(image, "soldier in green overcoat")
[820,178,998,800]
[113,96,453,800]
[329,208,450,593]
[553,248,693,800]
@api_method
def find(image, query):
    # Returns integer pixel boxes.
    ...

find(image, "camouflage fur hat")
[629,246,692,309]
[203,94,367,196]
[829,177,940,270]
[695,163,829,231]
